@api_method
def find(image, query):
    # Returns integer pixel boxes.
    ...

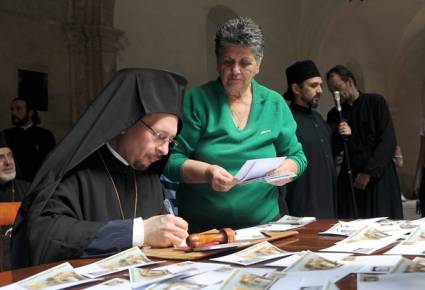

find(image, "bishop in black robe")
[327,93,403,219]
[11,68,187,268]
[287,103,337,218]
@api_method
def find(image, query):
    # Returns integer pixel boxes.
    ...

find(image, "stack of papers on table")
[85,278,131,290]
[234,157,295,184]
[384,225,425,255]
[321,226,399,254]
[273,215,316,225]
[211,241,291,266]
[76,246,159,278]
[320,217,388,236]
[270,251,359,288]
[357,273,425,290]
[2,262,98,290]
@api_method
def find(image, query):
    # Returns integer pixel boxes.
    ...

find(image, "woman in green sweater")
[164,17,306,232]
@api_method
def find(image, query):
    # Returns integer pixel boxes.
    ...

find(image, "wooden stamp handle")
[186,227,235,248]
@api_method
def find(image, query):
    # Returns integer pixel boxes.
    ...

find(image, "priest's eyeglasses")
[140,120,179,147]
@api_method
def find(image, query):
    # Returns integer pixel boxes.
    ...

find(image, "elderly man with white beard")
[0,131,29,202]
[0,130,29,271]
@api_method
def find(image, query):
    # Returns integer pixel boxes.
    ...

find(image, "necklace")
[99,152,138,219]
[230,108,247,129]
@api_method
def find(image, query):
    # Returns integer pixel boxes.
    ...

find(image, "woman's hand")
[266,159,298,186]
[206,165,237,192]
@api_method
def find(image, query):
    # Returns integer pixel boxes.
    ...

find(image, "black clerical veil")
[11,68,187,268]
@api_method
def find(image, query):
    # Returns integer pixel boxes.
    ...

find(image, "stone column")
[65,0,123,122]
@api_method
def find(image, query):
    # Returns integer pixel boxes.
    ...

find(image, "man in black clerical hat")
[283,60,337,218]
[11,68,189,268]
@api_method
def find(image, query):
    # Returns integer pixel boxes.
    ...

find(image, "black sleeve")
[82,219,133,258]
[28,174,106,265]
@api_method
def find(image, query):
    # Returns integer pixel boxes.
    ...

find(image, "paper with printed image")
[272,215,316,225]
[220,269,278,290]
[76,246,159,278]
[182,266,274,289]
[85,278,131,290]
[339,254,403,274]
[211,241,291,266]
[384,226,425,255]
[265,252,350,268]
[320,218,388,236]
[321,226,398,254]
[357,273,425,290]
[6,262,97,290]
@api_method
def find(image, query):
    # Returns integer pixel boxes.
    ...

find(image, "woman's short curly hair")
[215,16,264,63]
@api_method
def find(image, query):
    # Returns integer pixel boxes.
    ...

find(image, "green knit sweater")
[164,79,306,232]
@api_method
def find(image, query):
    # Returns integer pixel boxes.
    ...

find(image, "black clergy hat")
[283,60,321,100]
[0,131,9,148]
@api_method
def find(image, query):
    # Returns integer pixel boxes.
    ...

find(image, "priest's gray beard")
[0,171,16,184]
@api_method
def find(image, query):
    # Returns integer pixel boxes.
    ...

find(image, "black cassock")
[327,93,403,219]
[5,125,56,182]
[286,103,337,218]
[25,145,166,265]
[0,179,30,202]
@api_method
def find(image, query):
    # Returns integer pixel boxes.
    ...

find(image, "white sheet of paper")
[320,218,388,236]
[273,215,316,225]
[260,223,302,232]
[76,247,159,278]
[266,252,351,268]
[12,262,97,290]
[182,266,274,289]
[357,273,425,290]
[211,241,291,266]
[129,267,193,288]
[84,278,131,290]
[385,243,425,256]
[234,227,265,241]
[220,269,278,290]
[297,266,359,286]
[283,251,344,273]
[384,225,425,255]
[155,261,225,278]
[234,157,286,182]
[340,255,403,273]
[321,237,397,255]
[269,273,303,290]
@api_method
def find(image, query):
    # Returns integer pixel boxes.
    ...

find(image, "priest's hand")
[353,173,370,190]
[143,214,188,247]
[338,121,351,136]
[206,164,237,192]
